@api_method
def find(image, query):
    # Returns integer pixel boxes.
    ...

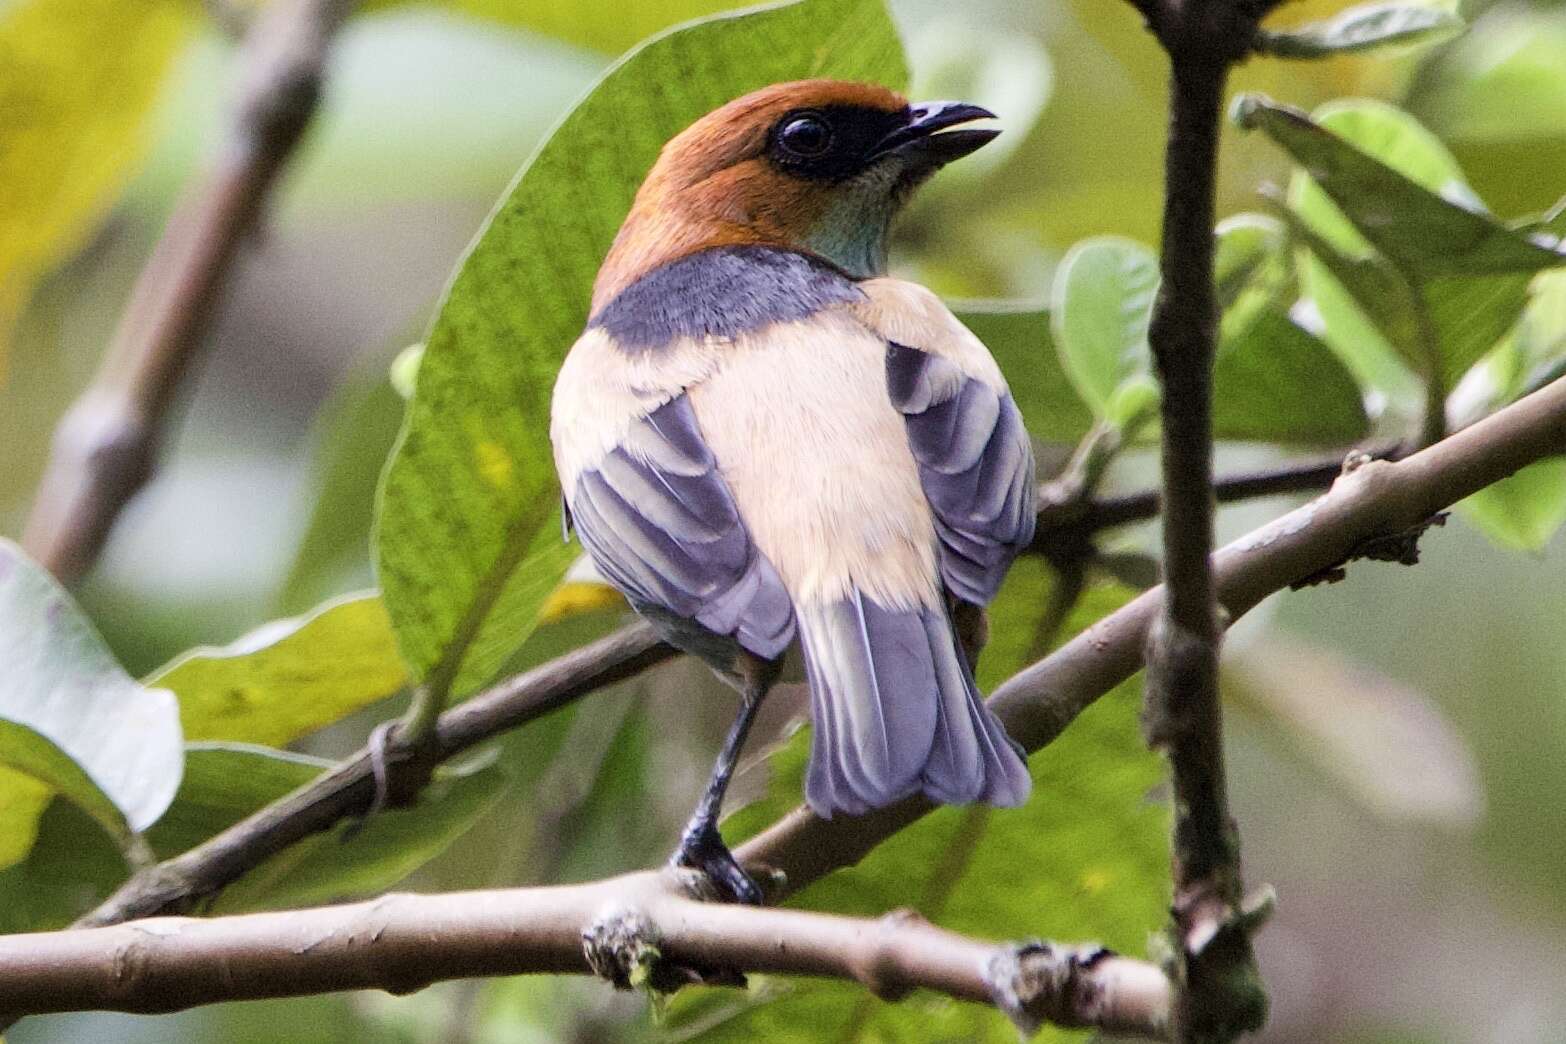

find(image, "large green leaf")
[1240,96,1566,279]
[0,0,193,373]
[376,0,910,700]
[0,795,129,932]
[378,0,746,56]
[1249,98,1566,402]
[146,593,409,747]
[1215,306,1370,444]
[148,743,507,912]
[954,305,1094,445]
[668,567,1168,1042]
[0,539,183,853]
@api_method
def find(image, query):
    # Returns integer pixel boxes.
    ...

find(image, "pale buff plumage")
[551,279,1015,617]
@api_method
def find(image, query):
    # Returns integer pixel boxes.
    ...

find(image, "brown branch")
[54,367,1566,1019]
[738,375,1566,905]
[4,876,1173,1038]
[1136,4,1266,1039]
[75,448,1361,929]
[20,0,355,585]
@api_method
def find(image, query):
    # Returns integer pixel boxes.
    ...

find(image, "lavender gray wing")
[886,342,1037,606]
[566,394,796,663]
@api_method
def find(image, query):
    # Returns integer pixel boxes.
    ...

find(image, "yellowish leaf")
[0,0,194,375]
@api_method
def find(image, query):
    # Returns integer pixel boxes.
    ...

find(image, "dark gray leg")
[672,673,768,904]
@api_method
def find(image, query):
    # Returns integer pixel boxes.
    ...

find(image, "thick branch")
[20,0,354,584]
[4,876,1172,1038]
[76,451,1355,929]
[739,376,1566,904]
[31,374,1564,1024]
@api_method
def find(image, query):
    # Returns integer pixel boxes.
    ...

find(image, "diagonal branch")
[738,376,1566,904]
[15,369,1564,1018]
[21,0,355,585]
[74,448,1362,929]
[78,621,673,927]
[6,874,1174,1037]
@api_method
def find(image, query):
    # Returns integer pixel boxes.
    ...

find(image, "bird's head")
[592,79,997,309]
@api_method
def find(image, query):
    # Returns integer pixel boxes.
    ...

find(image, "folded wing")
[856,280,1037,607]
[566,394,796,663]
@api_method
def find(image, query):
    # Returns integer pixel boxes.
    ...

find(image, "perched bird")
[551,80,1036,903]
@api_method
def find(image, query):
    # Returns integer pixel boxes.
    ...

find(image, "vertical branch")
[21,0,355,584]
[1128,2,1272,1040]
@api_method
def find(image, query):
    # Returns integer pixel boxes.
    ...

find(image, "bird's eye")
[777,113,833,158]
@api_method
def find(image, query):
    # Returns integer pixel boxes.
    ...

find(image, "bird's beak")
[870,100,1000,167]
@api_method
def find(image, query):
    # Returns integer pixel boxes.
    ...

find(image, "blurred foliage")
[2,1,1566,1043]
[0,0,194,376]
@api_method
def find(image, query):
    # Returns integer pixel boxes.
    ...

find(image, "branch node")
[1290,512,1449,589]
[581,906,663,992]
[986,940,1118,1036]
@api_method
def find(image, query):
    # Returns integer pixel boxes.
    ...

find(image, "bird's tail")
[796,591,1031,818]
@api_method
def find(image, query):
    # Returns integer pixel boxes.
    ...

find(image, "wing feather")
[566,395,796,661]
[872,304,1036,607]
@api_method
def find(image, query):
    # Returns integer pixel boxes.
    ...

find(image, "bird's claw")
[672,824,763,905]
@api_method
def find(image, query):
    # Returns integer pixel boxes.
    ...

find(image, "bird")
[550,79,1036,904]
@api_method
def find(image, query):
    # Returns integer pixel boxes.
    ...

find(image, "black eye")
[778,113,833,158]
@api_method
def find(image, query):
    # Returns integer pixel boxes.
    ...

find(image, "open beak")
[871,101,1000,166]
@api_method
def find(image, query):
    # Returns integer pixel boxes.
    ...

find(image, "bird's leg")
[672,664,772,905]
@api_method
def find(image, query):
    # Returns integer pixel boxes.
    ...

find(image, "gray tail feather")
[797,591,1031,818]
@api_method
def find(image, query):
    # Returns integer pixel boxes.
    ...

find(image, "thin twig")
[77,622,673,927]
[20,0,355,584]
[5,877,1175,1037]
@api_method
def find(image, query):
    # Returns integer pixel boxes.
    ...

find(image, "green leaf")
[1050,236,1158,419]
[1214,307,1369,444]
[146,593,409,747]
[1259,2,1463,60]
[954,305,1094,445]
[1238,95,1566,279]
[376,0,909,700]
[673,568,1167,1042]
[0,768,51,869]
[1252,98,1565,401]
[0,796,129,932]
[146,743,507,912]
[0,539,183,848]
[1046,227,1367,445]
[0,0,194,373]
[1212,215,1370,444]
[1457,460,1566,552]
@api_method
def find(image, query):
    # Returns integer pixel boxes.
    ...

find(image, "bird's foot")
[671,822,763,905]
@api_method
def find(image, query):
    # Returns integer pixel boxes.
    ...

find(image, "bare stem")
[20,0,355,584]
[6,876,1174,1036]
